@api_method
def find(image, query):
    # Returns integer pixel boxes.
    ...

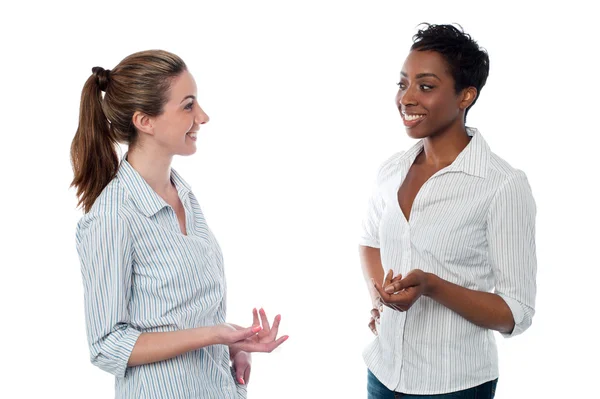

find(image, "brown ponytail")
[70,50,187,213]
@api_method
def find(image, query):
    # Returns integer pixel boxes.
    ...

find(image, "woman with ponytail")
[71,50,287,399]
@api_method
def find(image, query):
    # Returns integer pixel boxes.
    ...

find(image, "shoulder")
[488,152,531,187]
[487,153,535,207]
[76,178,130,243]
[376,151,405,185]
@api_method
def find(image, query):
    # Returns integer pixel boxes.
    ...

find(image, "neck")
[420,122,471,167]
[127,144,174,197]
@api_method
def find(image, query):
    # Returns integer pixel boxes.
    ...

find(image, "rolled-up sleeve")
[76,211,141,377]
[487,171,537,338]
[359,154,403,248]
[359,182,385,248]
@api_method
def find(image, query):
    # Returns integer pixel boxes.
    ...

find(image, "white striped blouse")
[360,128,537,395]
[75,157,246,399]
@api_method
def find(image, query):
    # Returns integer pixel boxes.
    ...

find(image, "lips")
[187,132,197,140]
[401,111,426,128]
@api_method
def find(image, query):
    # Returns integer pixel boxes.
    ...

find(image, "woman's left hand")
[232,350,251,385]
[372,269,432,312]
[228,308,288,354]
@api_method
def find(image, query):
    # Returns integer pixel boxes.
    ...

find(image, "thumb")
[233,325,262,343]
[385,273,416,293]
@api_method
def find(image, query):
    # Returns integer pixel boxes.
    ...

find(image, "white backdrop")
[1,1,598,398]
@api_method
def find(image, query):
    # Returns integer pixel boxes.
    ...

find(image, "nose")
[196,106,210,125]
[399,84,418,107]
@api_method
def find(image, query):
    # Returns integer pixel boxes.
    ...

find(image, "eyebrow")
[180,95,196,104]
[400,72,441,80]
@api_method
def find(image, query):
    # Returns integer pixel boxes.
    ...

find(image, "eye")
[420,84,434,91]
[184,101,194,111]
[397,82,407,90]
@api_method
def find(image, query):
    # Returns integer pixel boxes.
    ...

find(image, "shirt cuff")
[359,238,380,248]
[497,294,525,338]
[94,327,142,378]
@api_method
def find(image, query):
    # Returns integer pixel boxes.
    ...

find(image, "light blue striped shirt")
[76,157,246,399]
[360,128,537,394]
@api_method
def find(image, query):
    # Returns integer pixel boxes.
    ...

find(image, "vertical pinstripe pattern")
[360,128,537,395]
[76,158,247,399]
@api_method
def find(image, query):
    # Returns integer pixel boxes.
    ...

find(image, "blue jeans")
[367,370,497,399]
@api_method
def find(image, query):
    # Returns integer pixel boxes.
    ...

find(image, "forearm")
[359,245,385,306]
[425,273,515,333]
[128,326,217,367]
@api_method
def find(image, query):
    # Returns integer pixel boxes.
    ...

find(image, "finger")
[268,314,281,340]
[383,269,394,287]
[368,319,378,335]
[235,364,245,385]
[389,273,403,284]
[252,308,260,327]
[244,364,251,384]
[374,296,383,313]
[384,272,418,294]
[370,308,380,319]
[372,278,391,303]
[259,308,271,332]
[232,325,262,343]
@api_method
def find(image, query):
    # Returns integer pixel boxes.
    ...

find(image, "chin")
[178,146,197,157]
[405,127,430,140]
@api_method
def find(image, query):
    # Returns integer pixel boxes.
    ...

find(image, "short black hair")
[411,23,489,119]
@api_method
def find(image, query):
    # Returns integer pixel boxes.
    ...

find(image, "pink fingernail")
[252,325,262,333]
[239,377,245,384]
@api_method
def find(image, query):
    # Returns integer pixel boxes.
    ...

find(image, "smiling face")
[145,69,209,156]
[396,50,475,139]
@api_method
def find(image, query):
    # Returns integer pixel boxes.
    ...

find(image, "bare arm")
[359,245,385,307]
[128,324,261,367]
[376,270,515,334]
[426,273,514,333]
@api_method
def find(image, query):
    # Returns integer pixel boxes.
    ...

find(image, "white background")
[1,1,598,397]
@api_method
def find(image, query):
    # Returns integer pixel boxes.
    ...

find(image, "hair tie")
[91,66,111,92]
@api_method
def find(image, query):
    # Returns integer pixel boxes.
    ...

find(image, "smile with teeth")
[403,113,425,121]
[187,132,197,138]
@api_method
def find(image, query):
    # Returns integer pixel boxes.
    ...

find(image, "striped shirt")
[76,157,246,399]
[360,128,537,394]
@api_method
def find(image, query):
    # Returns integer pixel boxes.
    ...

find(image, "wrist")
[229,345,240,359]
[423,272,440,297]
[200,326,220,347]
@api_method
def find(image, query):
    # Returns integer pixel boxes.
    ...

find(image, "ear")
[459,87,478,110]
[132,111,155,136]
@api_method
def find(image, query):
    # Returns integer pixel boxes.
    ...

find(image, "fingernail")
[239,377,245,384]
[384,286,394,293]
[252,325,262,333]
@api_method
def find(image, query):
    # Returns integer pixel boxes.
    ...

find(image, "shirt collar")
[397,127,490,178]
[116,155,192,217]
